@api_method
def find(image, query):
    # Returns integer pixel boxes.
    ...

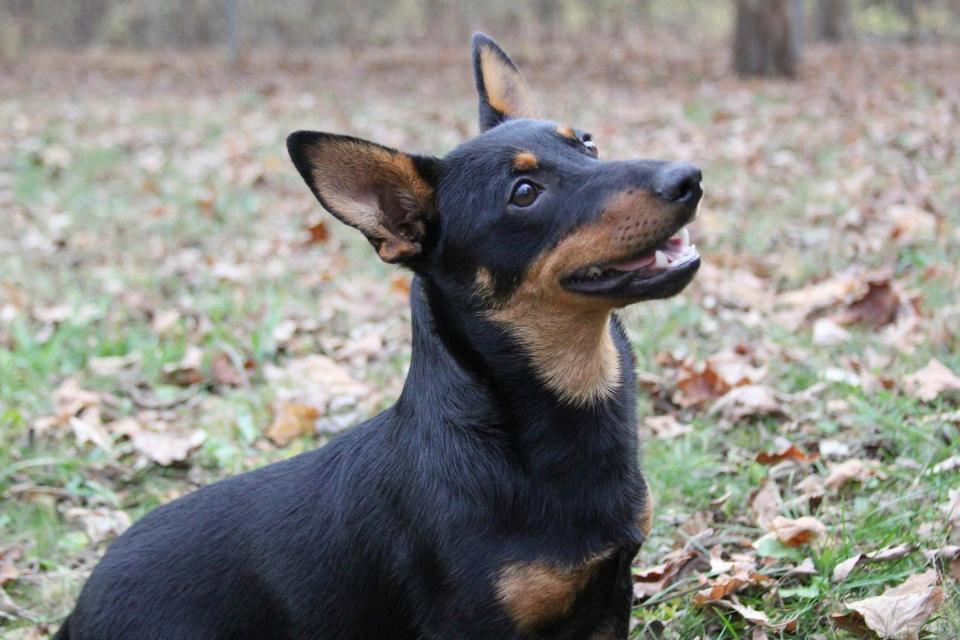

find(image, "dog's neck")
[398,276,639,480]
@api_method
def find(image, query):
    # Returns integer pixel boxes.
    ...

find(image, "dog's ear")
[287,131,438,264]
[472,32,540,132]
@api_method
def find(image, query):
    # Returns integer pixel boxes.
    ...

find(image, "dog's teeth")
[679,228,690,246]
[587,266,602,278]
[654,250,669,268]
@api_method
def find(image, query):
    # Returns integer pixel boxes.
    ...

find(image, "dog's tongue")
[609,252,656,272]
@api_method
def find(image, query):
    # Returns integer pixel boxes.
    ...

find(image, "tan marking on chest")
[496,549,613,631]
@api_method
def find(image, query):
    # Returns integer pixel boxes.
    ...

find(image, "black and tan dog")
[56,33,702,640]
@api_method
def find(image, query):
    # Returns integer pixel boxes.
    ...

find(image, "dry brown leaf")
[161,345,205,386]
[825,459,884,491]
[833,544,914,582]
[813,317,852,346]
[642,414,693,439]
[756,443,818,465]
[210,351,247,387]
[903,359,960,403]
[796,474,826,500]
[928,455,960,475]
[0,549,21,586]
[53,378,101,420]
[837,570,944,640]
[709,384,784,422]
[632,548,700,600]
[673,348,767,407]
[305,220,330,244]
[266,402,321,446]
[750,478,782,528]
[693,573,746,605]
[129,428,206,466]
[887,204,937,245]
[768,515,827,547]
[714,600,797,632]
[835,278,900,328]
[65,507,131,544]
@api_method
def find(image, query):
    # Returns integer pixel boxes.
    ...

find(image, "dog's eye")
[582,134,598,157]
[509,180,540,207]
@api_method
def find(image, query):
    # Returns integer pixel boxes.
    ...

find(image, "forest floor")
[1,35,959,639]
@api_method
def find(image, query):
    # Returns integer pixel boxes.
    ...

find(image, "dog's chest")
[493,547,616,632]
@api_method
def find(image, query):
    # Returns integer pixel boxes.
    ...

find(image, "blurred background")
[2,0,960,53]
[1,1,958,639]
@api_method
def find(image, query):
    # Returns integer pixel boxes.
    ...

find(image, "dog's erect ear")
[472,32,540,132]
[286,131,438,264]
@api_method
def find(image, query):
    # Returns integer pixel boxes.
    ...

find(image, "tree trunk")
[733,0,799,77]
[815,0,852,41]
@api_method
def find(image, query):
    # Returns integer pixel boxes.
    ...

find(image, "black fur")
[56,33,702,640]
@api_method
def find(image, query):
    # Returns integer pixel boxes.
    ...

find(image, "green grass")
[2,38,959,639]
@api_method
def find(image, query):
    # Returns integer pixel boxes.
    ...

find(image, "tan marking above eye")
[557,124,577,139]
[496,549,614,631]
[513,151,538,171]
[487,188,671,405]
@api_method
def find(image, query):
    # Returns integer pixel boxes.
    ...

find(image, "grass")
[1,35,959,639]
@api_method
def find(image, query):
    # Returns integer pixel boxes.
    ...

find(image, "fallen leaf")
[632,548,701,600]
[813,317,852,346]
[643,414,693,439]
[887,204,937,245]
[836,570,944,640]
[709,384,784,422]
[835,278,900,328]
[129,427,206,466]
[903,358,960,403]
[693,573,746,605]
[305,220,330,244]
[673,348,767,407]
[768,515,827,547]
[210,351,247,387]
[750,478,782,528]
[265,402,321,446]
[714,600,797,632]
[756,443,818,465]
[65,507,131,544]
[833,544,914,582]
[0,549,20,586]
[161,345,205,386]
[928,455,960,475]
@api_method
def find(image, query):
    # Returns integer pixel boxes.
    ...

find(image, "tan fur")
[475,267,495,302]
[478,45,540,120]
[496,549,613,631]
[512,151,539,171]
[488,189,672,405]
[305,141,433,262]
[639,491,654,535]
[557,125,577,139]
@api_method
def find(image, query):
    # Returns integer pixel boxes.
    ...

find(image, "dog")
[55,33,701,640]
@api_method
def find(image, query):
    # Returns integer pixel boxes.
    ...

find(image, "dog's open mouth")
[561,226,700,300]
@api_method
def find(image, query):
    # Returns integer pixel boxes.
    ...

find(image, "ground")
[1,34,959,639]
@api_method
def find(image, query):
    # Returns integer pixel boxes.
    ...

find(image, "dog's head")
[288,34,702,404]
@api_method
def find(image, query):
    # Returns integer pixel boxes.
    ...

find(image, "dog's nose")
[654,162,702,204]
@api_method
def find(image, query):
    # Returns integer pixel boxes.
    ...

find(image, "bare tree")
[733,0,799,77]
[815,0,852,41]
